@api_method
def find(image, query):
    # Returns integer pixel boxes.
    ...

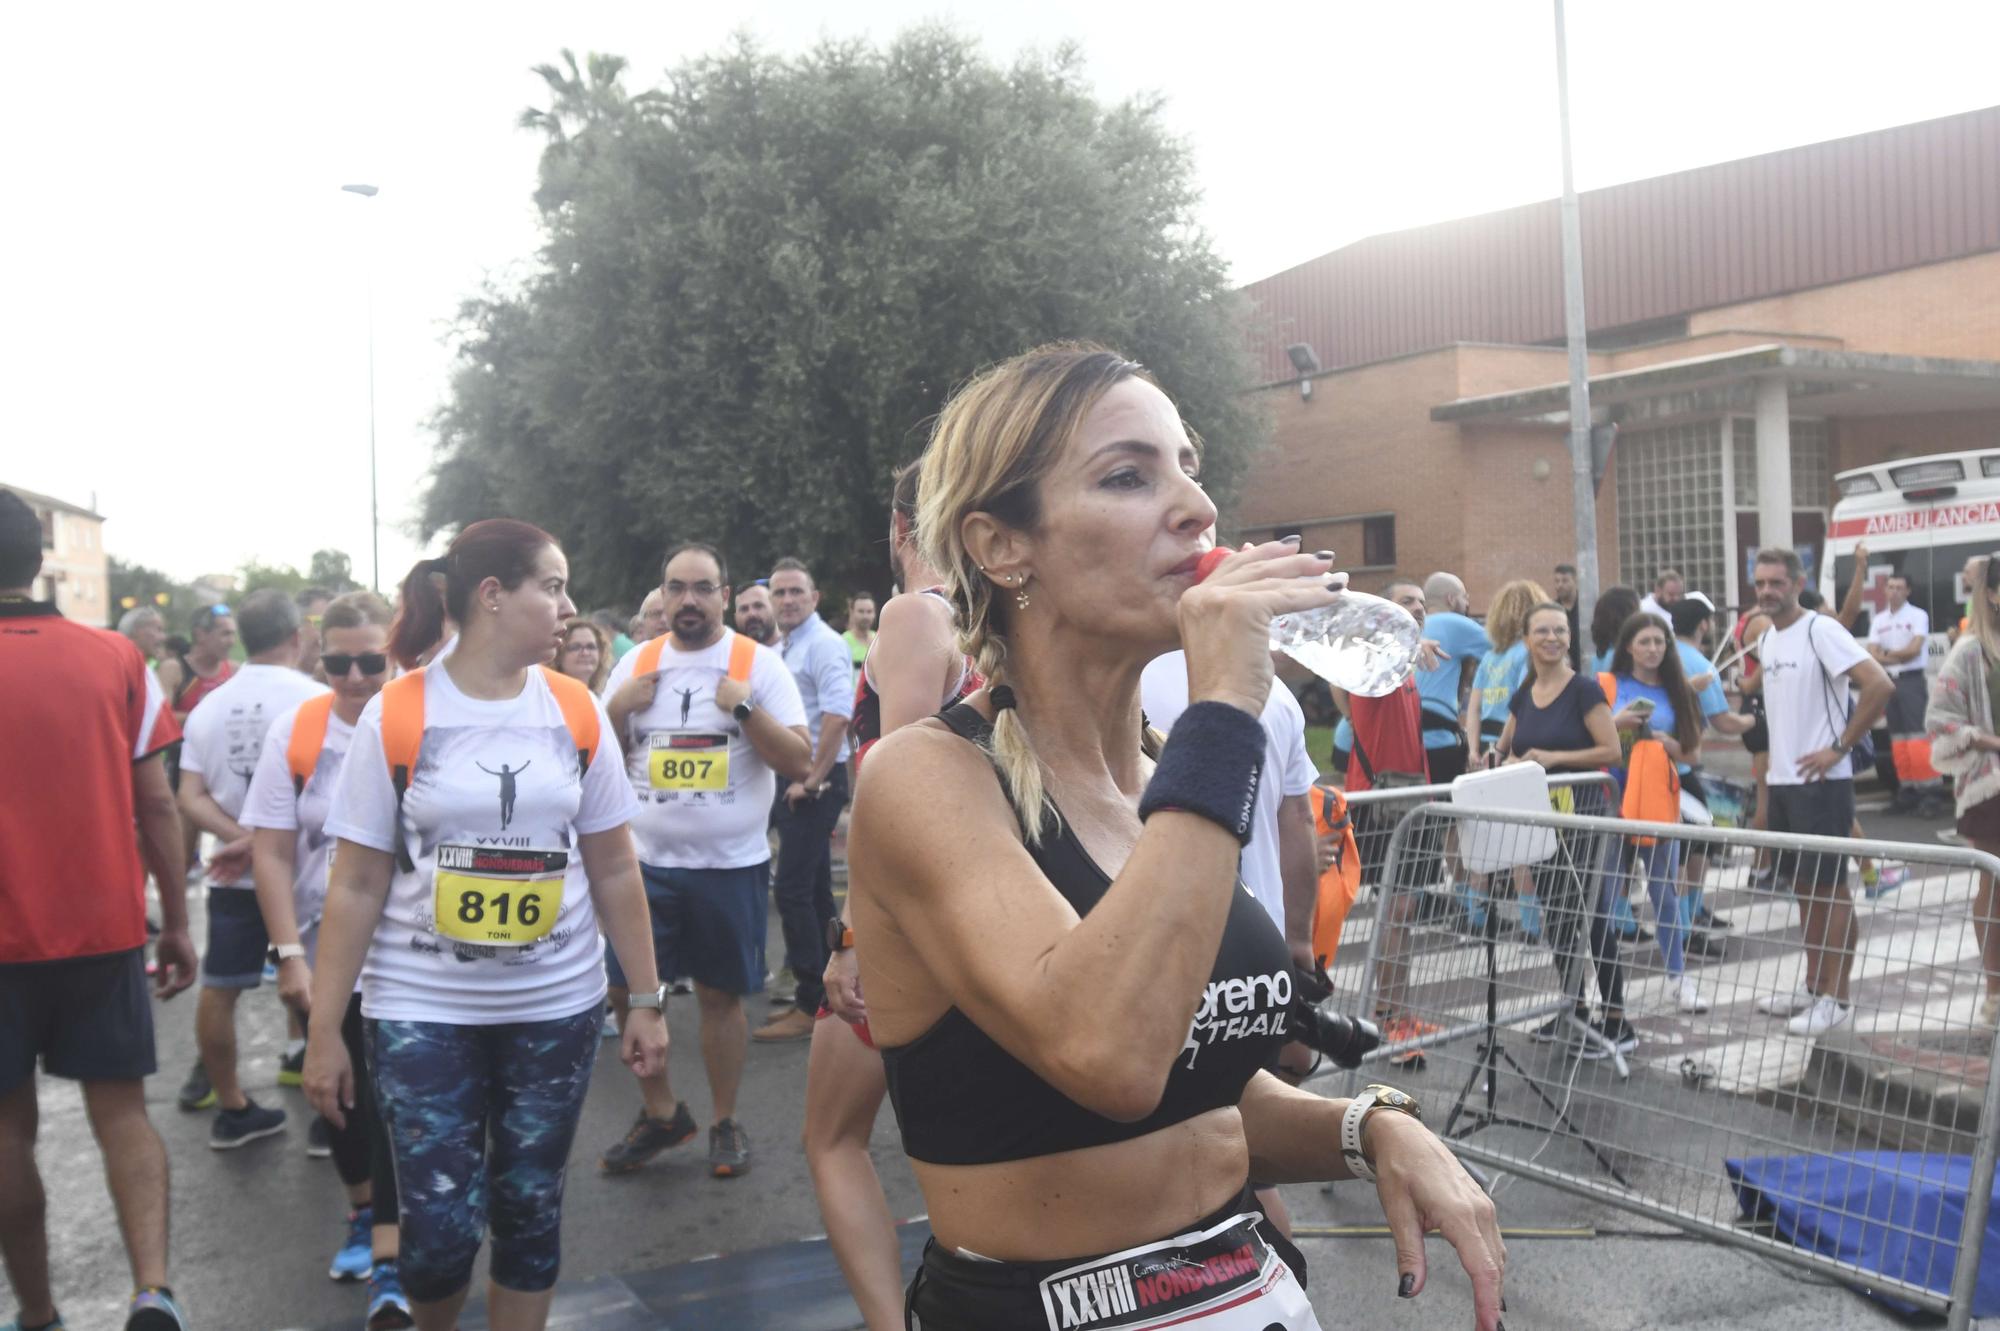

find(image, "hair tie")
[426,556,451,575]
[989,684,1018,712]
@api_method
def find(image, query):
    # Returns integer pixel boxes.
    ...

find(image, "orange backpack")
[629,630,756,685]
[285,693,338,795]
[1599,672,1681,845]
[378,665,601,871]
[1306,784,1363,968]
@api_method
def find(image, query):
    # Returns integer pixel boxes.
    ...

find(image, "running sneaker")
[1787,996,1852,1038]
[1580,1017,1639,1060]
[2,1312,65,1330]
[366,1261,415,1331]
[175,1060,214,1112]
[278,1047,304,1087]
[124,1286,189,1331]
[1676,976,1710,1014]
[601,1006,619,1039]
[1750,864,1777,890]
[1530,1010,1589,1044]
[600,1103,699,1174]
[1691,905,1731,932]
[1756,987,1814,1017]
[262,959,278,983]
[329,1206,373,1282]
[667,977,694,996]
[210,1097,287,1149]
[709,1118,753,1178]
[306,1115,332,1159]
[767,967,796,1006]
[1381,1015,1438,1069]
[1517,896,1544,943]
[1866,863,1909,899]
[1860,860,1880,892]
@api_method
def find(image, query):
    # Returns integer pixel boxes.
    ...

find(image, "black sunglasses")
[322,652,389,677]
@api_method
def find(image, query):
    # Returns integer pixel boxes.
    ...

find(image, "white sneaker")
[1787,995,1851,1037]
[1677,976,1709,1014]
[1756,987,1813,1016]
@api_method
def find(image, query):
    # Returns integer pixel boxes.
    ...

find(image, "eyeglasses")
[322,652,389,677]
[665,581,721,598]
[1529,625,1570,639]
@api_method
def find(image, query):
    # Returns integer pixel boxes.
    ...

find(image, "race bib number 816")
[433,846,566,945]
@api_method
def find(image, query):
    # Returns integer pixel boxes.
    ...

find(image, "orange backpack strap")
[632,634,666,678]
[1597,672,1618,710]
[539,667,601,779]
[1308,785,1362,969]
[287,694,336,796]
[378,670,428,872]
[727,631,756,683]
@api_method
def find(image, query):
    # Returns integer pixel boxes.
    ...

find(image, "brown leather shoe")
[751,1008,814,1042]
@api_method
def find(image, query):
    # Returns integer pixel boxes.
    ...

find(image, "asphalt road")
[11,788,1996,1330]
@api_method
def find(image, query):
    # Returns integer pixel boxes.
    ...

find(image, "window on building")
[1617,421,1726,598]
[38,509,55,551]
[1362,516,1395,567]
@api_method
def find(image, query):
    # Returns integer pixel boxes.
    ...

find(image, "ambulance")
[1821,448,2000,676]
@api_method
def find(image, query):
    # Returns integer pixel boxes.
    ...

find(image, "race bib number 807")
[433,846,566,945]
[649,732,729,792]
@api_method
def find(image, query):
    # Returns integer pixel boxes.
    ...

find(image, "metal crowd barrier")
[1309,795,2000,1327]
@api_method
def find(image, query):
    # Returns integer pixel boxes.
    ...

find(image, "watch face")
[1368,1084,1422,1118]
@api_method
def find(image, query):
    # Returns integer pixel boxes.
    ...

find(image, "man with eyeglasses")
[174,589,328,1144]
[756,557,856,1044]
[598,543,811,1179]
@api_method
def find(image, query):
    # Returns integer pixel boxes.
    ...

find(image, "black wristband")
[1138,701,1267,846]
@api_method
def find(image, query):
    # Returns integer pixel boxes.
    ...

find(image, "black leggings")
[1536,825,1625,1015]
[333,992,399,1225]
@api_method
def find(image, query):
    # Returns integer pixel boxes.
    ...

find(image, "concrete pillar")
[1755,376,1793,553]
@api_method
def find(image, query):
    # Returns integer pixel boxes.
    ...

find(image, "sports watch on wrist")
[826,918,854,954]
[1340,1083,1422,1181]
[269,943,307,964]
[626,985,668,1012]
[733,698,756,723]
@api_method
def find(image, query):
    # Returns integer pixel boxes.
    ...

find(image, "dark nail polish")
[1397,1273,1416,1298]
[1281,533,1303,545]
[1314,550,1336,560]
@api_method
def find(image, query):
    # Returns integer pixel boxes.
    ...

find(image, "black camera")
[1288,961,1380,1069]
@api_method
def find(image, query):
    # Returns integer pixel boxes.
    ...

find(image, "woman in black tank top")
[847,346,1505,1331]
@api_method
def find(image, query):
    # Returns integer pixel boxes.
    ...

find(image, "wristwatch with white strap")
[1340,1084,1422,1181]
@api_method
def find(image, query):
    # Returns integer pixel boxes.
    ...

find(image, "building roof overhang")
[1430,344,2000,430]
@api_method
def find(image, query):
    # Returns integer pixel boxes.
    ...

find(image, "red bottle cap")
[1193,548,1231,583]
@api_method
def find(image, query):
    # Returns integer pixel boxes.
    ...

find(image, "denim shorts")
[604,862,768,996]
[202,888,270,989]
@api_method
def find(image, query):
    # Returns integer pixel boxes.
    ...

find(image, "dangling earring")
[1014,573,1031,612]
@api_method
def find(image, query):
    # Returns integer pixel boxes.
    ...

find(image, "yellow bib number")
[433,846,566,945]
[649,732,729,792]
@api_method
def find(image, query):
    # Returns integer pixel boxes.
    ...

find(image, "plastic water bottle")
[1196,549,1421,697]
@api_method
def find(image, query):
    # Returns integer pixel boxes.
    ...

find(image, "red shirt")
[1344,677,1430,793]
[0,599,180,962]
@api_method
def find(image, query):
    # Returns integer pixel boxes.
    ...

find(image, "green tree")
[235,559,309,600]
[424,28,1264,606]
[108,557,193,629]
[307,549,359,592]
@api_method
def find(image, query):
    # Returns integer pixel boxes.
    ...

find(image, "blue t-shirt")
[1611,673,1699,774]
[1472,642,1529,728]
[1675,640,1729,720]
[1415,611,1492,750]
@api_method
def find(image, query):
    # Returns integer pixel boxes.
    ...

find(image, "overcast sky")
[7,0,1996,594]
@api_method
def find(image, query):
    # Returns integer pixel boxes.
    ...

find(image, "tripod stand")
[1439,829,1631,1187]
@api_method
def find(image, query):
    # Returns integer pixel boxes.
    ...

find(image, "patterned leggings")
[368,1007,599,1302]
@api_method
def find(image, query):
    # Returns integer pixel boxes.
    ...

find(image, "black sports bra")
[879,702,1294,1166]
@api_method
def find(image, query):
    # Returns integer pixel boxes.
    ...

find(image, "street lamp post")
[341,183,381,592]
[1551,1,1599,641]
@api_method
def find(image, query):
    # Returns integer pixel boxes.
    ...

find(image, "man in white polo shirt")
[1866,571,1943,815]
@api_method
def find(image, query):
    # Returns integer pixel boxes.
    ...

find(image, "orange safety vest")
[1306,784,1362,968]
[378,665,601,871]
[1599,672,1681,844]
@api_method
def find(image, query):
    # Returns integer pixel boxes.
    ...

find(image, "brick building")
[1232,105,2000,613]
[3,484,109,622]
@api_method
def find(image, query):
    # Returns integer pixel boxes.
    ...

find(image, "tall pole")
[341,184,382,592]
[1553,0,1599,639]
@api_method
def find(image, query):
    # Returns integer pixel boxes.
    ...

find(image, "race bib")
[1035,1211,1318,1330]
[433,845,566,945]
[649,732,729,792]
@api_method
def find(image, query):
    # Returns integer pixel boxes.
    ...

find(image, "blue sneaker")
[3,1313,66,1330]
[1518,895,1544,942]
[1455,882,1489,932]
[366,1261,415,1330]
[124,1286,189,1331]
[329,1205,372,1282]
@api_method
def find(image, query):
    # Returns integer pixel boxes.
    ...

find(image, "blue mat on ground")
[1726,1151,2000,1317]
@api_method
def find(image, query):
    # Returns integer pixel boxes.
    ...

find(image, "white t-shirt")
[1866,602,1930,675]
[179,663,331,888]
[1140,652,1319,932]
[601,630,807,870]
[325,665,639,1024]
[1758,612,1872,785]
[240,699,354,945]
